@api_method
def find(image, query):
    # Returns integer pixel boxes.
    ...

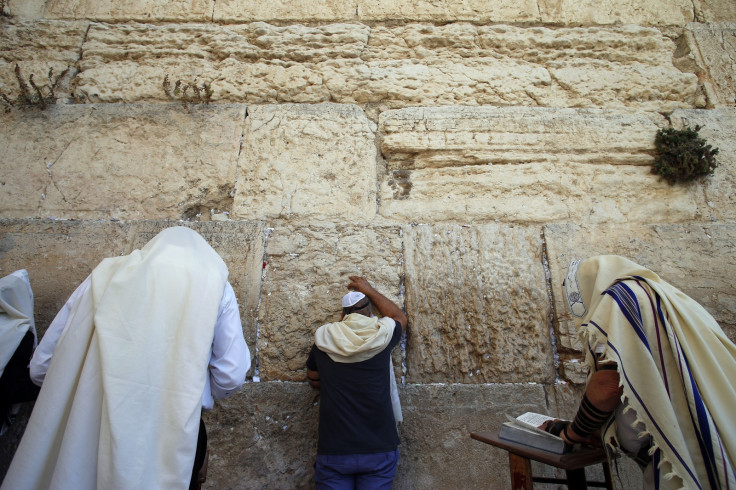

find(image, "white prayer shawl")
[2,227,228,490]
[0,269,35,378]
[565,255,736,490]
[315,313,403,423]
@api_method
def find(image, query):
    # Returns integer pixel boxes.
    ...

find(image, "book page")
[505,412,560,438]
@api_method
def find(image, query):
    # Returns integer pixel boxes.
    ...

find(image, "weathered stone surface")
[4,0,46,18]
[378,107,707,225]
[544,223,736,372]
[396,383,558,489]
[44,0,213,21]
[214,0,355,22]
[538,0,693,26]
[0,219,131,334]
[693,0,736,22]
[380,107,660,171]
[0,103,245,220]
[127,221,266,362]
[0,21,87,105]
[403,224,554,384]
[357,0,539,23]
[670,109,736,222]
[233,104,378,221]
[74,22,700,111]
[258,224,402,381]
[685,23,736,107]
[203,382,319,489]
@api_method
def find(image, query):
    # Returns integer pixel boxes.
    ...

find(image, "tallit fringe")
[613,394,687,490]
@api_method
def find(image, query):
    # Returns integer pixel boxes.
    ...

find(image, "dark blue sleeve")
[306,344,318,371]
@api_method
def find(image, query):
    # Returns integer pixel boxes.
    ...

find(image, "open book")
[499,412,571,454]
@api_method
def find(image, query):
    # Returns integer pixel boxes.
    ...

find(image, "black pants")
[189,417,207,490]
[0,331,41,421]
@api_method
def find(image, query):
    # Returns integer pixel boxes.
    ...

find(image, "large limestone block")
[0,103,245,220]
[3,0,46,18]
[396,383,559,489]
[670,108,736,221]
[44,0,213,21]
[0,219,131,334]
[538,0,694,26]
[74,22,700,111]
[0,21,88,104]
[380,107,659,171]
[203,382,319,489]
[214,0,355,22]
[685,23,736,107]
[257,224,402,381]
[694,0,736,22]
[126,221,266,360]
[403,224,554,384]
[544,223,736,379]
[233,104,378,221]
[377,107,705,224]
[357,0,539,23]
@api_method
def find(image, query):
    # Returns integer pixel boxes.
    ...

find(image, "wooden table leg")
[565,468,588,489]
[508,453,533,490]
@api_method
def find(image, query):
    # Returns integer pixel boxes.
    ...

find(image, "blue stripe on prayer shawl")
[684,353,719,489]
[652,288,723,490]
[604,282,650,352]
[588,321,704,489]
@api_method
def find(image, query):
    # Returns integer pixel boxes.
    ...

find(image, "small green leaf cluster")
[652,125,719,184]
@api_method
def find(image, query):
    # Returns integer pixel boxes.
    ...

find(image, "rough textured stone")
[203,382,319,489]
[233,104,378,222]
[380,107,660,171]
[258,224,403,381]
[3,0,46,18]
[685,23,736,107]
[0,219,131,334]
[357,0,539,23]
[44,0,213,21]
[670,109,736,222]
[538,0,694,26]
[214,0,355,22]
[693,0,736,22]
[378,108,705,224]
[127,221,266,363]
[74,23,700,111]
[0,21,88,105]
[0,104,245,220]
[544,223,736,377]
[403,224,554,384]
[396,383,558,489]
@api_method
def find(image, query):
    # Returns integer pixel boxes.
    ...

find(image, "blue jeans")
[314,449,399,490]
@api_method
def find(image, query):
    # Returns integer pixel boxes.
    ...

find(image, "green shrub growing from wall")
[652,126,719,184]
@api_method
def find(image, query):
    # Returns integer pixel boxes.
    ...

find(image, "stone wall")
[1,0,735,487]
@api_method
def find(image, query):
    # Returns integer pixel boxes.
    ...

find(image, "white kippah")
[341,291,366,308]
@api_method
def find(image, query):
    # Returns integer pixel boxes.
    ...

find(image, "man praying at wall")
[2,227,251,490]
[306,276,407,489]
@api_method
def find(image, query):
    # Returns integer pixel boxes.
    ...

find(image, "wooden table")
[471,430,613,490]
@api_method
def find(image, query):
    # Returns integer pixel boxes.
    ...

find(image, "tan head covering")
[564,255,736,489]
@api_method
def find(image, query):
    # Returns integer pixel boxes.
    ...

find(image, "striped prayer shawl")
[583,279,735,489]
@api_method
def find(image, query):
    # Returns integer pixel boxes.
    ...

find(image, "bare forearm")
[348,275,408,330]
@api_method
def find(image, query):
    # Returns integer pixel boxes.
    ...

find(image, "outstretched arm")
[347,276,408,333]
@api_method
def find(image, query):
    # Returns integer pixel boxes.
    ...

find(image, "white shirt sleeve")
[29,275,92,386]
[208,281,250,401]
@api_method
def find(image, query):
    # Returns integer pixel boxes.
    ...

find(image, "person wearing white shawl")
[2,227,250,490]
[545,255,736,490]
[0,269,41,436]
[306,275,407,489]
